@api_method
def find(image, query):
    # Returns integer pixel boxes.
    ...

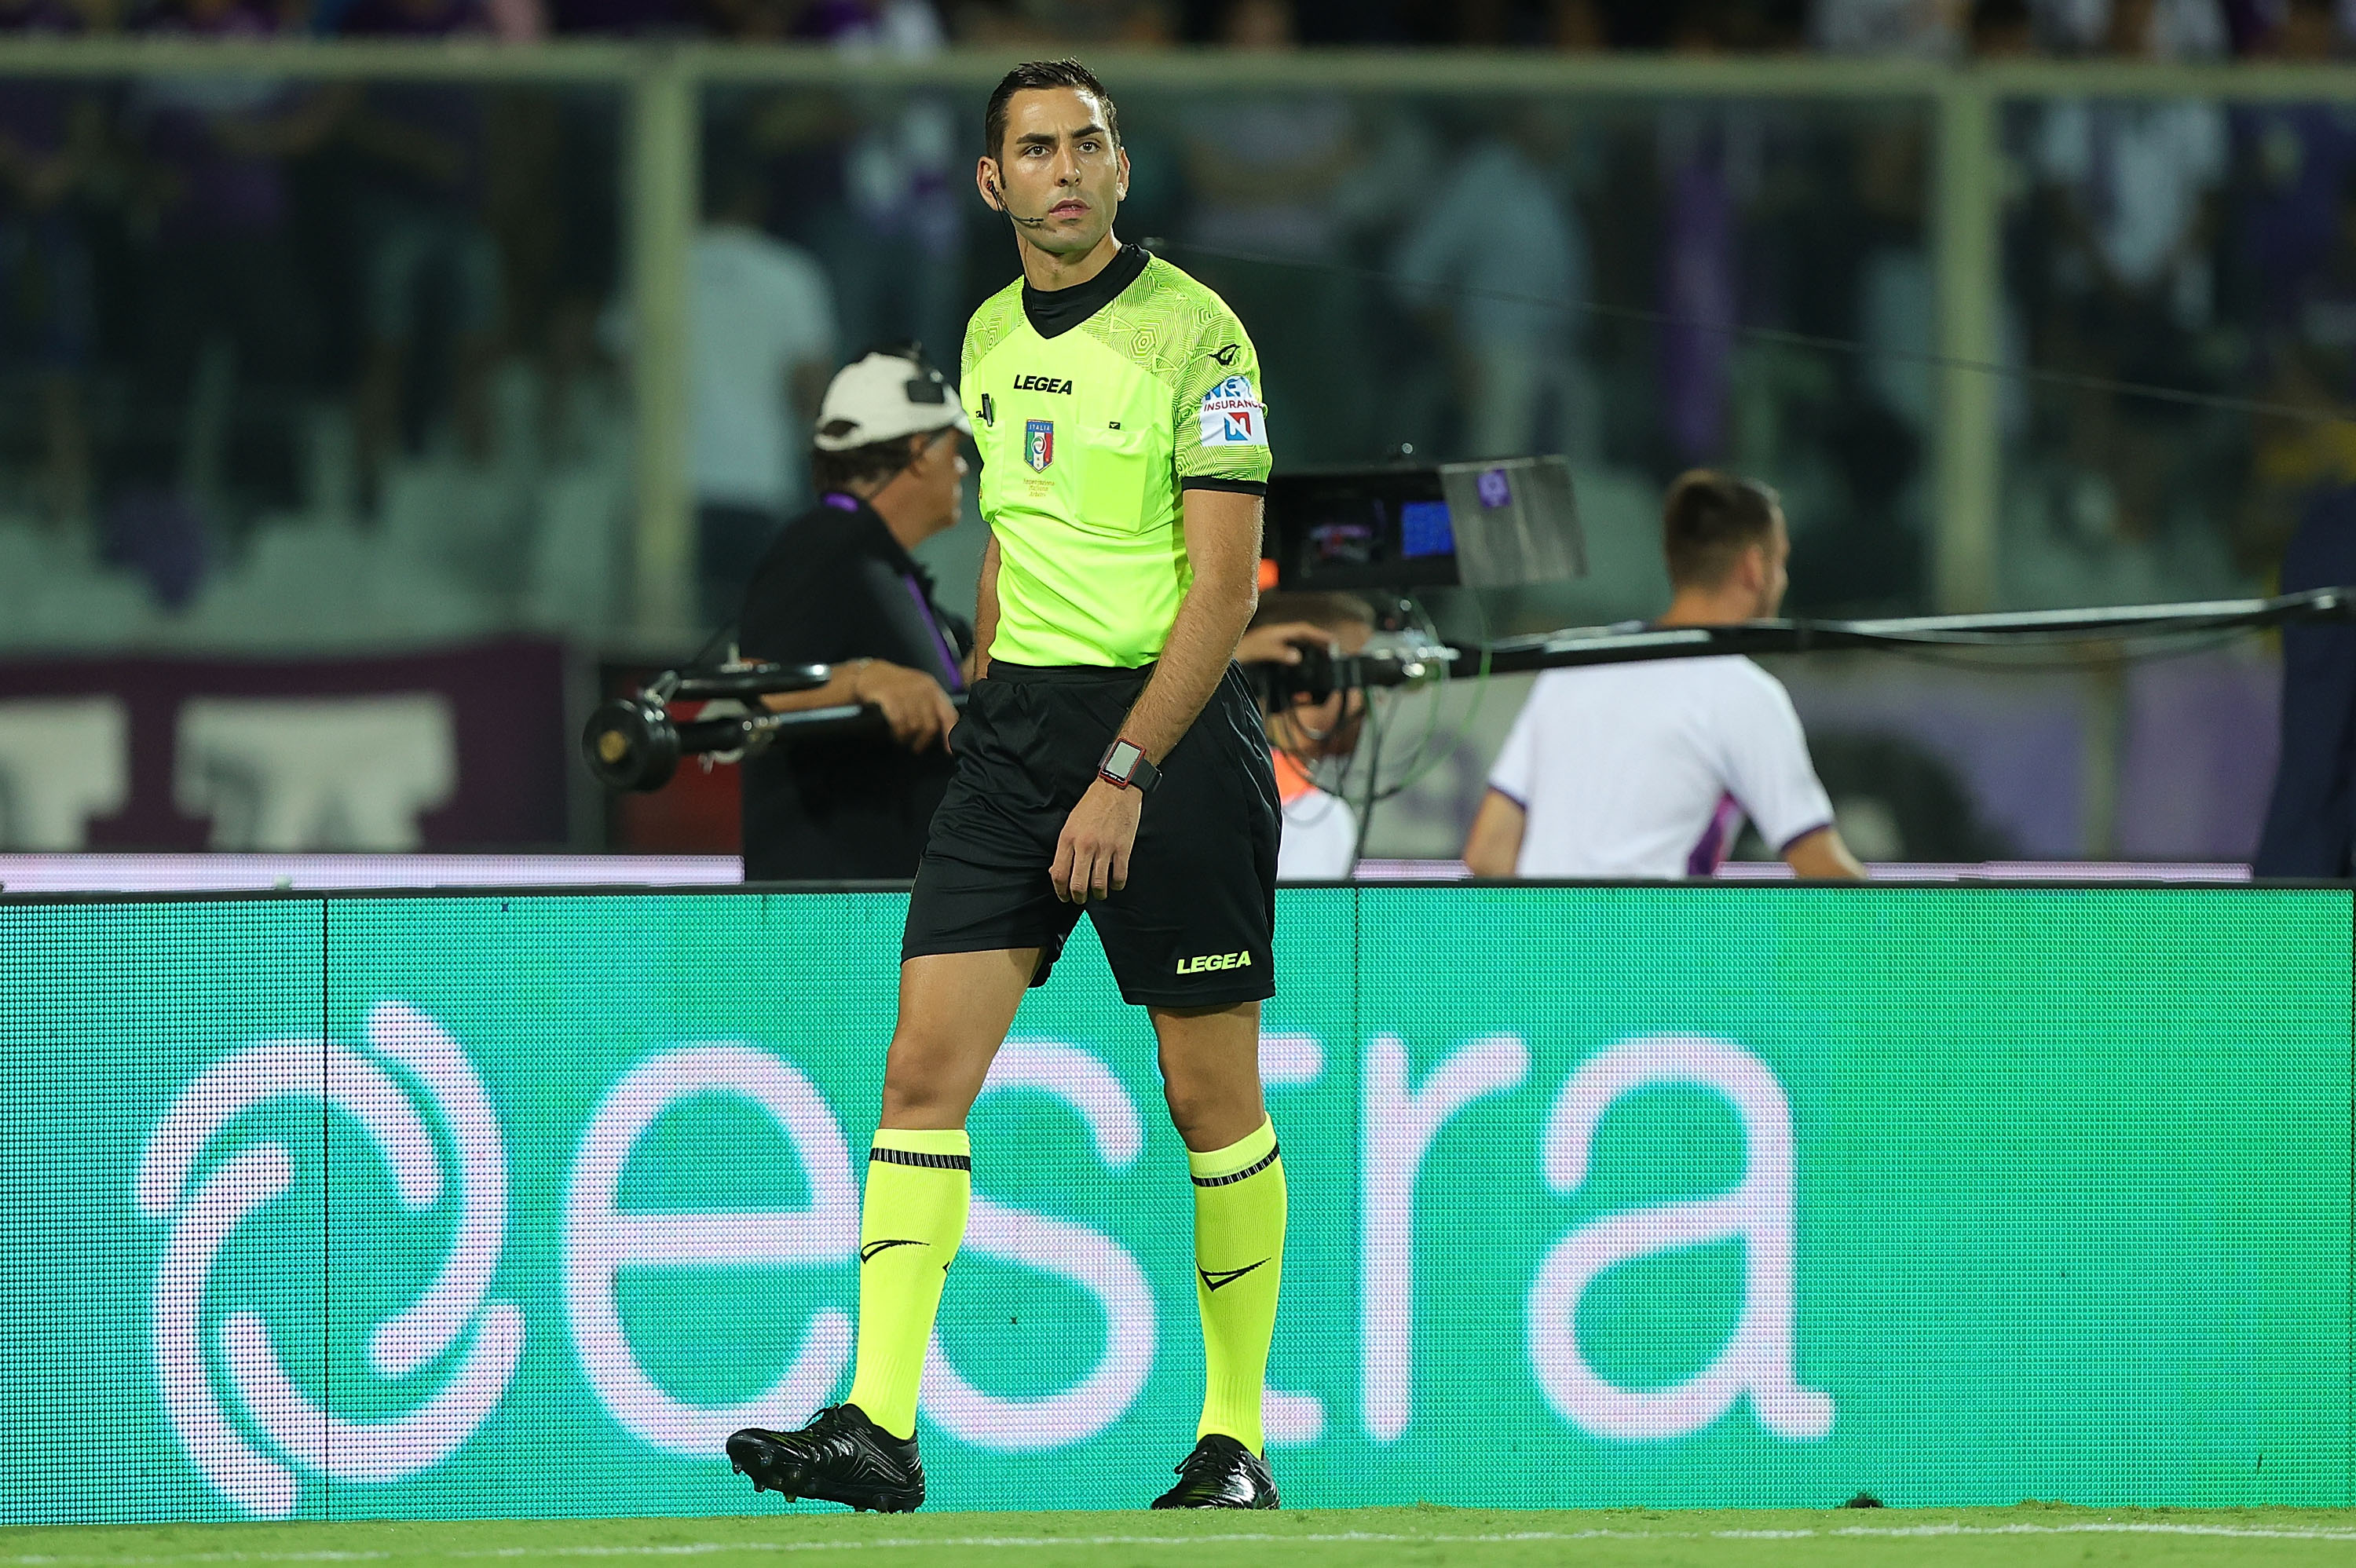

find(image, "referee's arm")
[1119,488,1260,762]
[971,531,1003,680]
[1049,487,1260,902]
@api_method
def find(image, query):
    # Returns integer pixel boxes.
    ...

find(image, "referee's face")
[985,87,1129,258]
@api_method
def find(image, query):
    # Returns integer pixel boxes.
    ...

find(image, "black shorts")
[902,660,1280,1007]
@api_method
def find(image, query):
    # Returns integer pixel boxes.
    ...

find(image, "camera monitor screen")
[1266,459,1584,592]
[1264,466,1460,591]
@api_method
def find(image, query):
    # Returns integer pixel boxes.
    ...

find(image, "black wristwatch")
[1099,736,1161,793]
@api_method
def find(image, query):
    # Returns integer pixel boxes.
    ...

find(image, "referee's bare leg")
[878,948,1041,1128]
[1152,1001,1266,1150]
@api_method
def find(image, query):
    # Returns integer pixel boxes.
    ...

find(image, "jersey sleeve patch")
[1198,374,1268,448]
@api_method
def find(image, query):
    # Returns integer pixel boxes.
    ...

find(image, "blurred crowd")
[5,0,2356,50]
[7,0,2356,643]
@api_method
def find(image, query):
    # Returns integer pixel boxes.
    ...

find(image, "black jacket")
[2256,488,2356,878]
[737,494,971,881]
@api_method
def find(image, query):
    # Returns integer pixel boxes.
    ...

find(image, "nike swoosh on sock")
[1198,1258,1269,1292]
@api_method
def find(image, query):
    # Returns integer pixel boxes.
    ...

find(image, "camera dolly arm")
[582,660,969,794]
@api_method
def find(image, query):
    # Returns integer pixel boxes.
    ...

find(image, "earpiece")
[982,165,1090,228]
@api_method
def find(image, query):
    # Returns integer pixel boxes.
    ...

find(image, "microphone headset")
[983,166,1124,228]
[983,169,1052,227]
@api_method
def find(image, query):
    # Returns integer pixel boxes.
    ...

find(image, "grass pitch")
[6,1506,2355,1568]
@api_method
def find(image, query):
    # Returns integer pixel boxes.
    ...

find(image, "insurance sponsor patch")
[1197,375,1268,448]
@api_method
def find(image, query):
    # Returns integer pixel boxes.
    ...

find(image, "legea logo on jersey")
[136,1000,523,1519]
[1026,419,1055,470]
[1198,375,1267,448]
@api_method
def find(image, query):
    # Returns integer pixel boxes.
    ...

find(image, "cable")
[1370,589,1496,806]
[1829,626,2263,674]
[1351,680,1385,868]
[1144,236,2354,431]
[1471,587,2356,677]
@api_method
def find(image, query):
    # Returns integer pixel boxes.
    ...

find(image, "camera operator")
[737,348,975,881]
[1242,591,1377,880]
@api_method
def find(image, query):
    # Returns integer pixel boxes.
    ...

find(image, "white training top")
[690,225,838,510]
[1278,788,1359,881]
[1487,656,1835,878]
[1273,751,1358,881]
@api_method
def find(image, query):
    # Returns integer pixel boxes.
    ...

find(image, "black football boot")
[1149,1434,1279,1509]
[726,1404,924,1513]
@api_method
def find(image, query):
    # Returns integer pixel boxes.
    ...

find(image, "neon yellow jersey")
[961,250,1271,668]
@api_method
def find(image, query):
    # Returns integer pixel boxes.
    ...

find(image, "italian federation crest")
[1026,418,1055,471]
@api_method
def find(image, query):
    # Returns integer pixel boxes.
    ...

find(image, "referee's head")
[1662,470,1789,620]
[977,59,1130,259]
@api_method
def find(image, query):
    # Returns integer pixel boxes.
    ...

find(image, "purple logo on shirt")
[1477,467,1512,509]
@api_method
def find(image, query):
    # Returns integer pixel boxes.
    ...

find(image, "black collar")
[1021,243,1150,339]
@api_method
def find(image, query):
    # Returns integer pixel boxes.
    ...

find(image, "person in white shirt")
[1462,470,1866,882]
[1235,590,1377,882]
[692,160,840,623]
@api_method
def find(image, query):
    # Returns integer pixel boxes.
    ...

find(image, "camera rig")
[582,587,2356,794]
[581,448,2356,799]
[580,660,967,794]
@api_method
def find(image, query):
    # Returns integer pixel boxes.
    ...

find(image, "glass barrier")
[696,82,1939,634]
[0,71,631,653]
[1997,92,2344,609]
[0,49,2334,867]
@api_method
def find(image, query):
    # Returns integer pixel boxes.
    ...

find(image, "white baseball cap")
[813,348,972,451]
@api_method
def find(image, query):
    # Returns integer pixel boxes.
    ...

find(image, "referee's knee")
[877,1029,993,1129]
[878,1074,972,1130]
[1161,1079,1265,1153]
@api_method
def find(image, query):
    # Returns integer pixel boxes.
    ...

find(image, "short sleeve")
[1718,670,1836,853]
[1487,681,1544,808]
[1173,302,1272,493]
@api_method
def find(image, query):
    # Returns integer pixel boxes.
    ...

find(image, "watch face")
[1104,740,1143,782]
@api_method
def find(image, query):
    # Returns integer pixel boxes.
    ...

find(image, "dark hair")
[983,59,1121,165]
[1251,590,1376,633]
[811,432,927,496]
[1661,470,1782,588]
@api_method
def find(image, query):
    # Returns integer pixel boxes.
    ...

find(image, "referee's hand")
[1052,778,1143,904]
[852,660,959,753]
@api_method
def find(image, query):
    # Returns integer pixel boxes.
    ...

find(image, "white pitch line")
[9,1519,2356,1565]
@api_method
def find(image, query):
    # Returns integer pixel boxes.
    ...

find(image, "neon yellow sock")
[843,1128,970,1440]
[1188,1118,1285,1455]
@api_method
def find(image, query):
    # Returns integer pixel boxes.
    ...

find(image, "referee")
[729,60,1286,1512]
